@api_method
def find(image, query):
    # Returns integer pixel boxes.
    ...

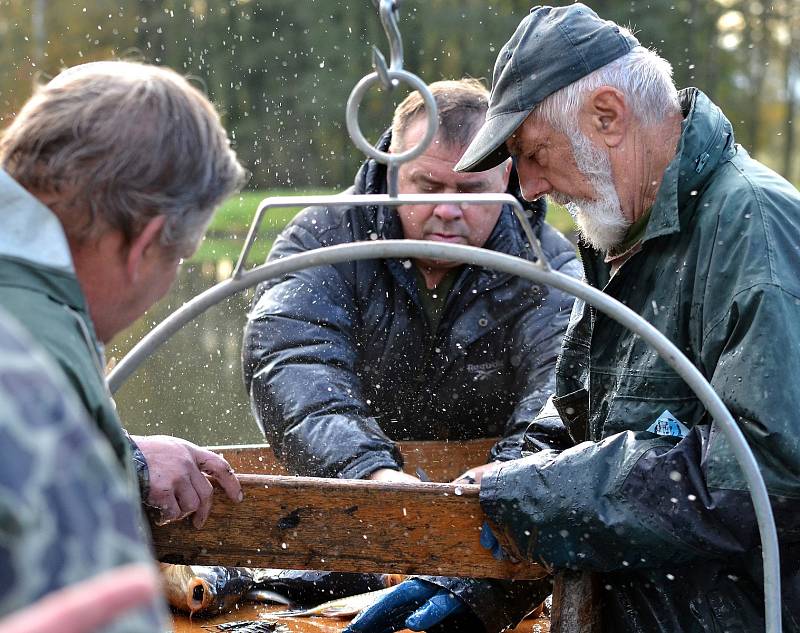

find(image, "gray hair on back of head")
[533,45,681,135]
[390,78,489,153]
[0,60,248,255]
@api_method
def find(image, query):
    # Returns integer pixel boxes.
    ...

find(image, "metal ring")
[345,69,438,167]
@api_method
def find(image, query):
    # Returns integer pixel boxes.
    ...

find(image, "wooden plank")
[152,474,547,580]
[209,438,497,482]
[550,571,601,633]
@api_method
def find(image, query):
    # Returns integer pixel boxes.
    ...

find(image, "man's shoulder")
[538,220,579,271]
[0,275,115,427]
[699,155,800,292]
[0,283,94,370]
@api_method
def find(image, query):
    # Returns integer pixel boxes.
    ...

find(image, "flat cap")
[455,4,639,172]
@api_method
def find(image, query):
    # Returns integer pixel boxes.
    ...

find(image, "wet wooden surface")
[550,571,601,633]
[164,442,558,630]
[210,438,497,483]
[172,604,551,632]
[153,474,546,580]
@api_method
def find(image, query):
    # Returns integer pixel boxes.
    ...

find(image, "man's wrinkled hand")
[343,578,467,633]
[367,468,422,484]
[131,435,243,528]
[452,462,500,485]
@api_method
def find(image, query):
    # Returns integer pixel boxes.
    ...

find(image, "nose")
[517,161,550,202]
[432,202,463,222]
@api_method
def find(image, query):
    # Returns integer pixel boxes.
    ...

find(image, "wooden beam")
[550,571,602,633]
[152,474,547,580]
[209,438,497,483]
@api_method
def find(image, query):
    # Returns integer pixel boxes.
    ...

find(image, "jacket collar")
[0,169,75,273]
[0,170,89,313]
[643,88,736,244]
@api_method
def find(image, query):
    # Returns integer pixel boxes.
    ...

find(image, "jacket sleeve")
[242,221,403,479]
[480,283,800,572]
[489,249,582,462]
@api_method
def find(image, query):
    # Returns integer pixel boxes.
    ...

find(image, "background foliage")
[1,0,799,191]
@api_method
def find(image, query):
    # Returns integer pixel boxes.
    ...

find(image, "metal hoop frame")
[108,199,781,633]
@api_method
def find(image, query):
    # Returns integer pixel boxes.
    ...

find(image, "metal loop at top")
[345,68,438,167]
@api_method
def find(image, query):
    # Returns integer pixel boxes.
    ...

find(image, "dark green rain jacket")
[480,89,800,631]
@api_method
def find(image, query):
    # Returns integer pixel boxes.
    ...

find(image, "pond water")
[110,260,263,447]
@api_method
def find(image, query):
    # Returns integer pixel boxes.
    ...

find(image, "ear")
[584,86,628,148]
[499,157,512,189]
[126,215,167,282]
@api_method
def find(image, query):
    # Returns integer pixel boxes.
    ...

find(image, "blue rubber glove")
[343,578,466,633]
[480,521,507,561]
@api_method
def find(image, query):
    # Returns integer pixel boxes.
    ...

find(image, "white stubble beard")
[550,130,630,252]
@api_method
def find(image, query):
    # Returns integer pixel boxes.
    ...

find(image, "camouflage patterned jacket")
[0,306,170,631]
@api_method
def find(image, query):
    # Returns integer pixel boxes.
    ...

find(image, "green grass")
[544,203,576,236]
[193,189,328,263]
[193,189,577,263]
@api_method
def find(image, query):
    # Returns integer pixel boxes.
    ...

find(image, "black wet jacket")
[242,132,580,481]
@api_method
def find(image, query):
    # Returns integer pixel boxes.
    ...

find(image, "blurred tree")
[0,0,795,187]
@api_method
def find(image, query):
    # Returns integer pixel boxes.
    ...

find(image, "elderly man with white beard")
[347,4,800,633]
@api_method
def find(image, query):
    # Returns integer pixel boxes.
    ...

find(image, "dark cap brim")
[454,109,530,172]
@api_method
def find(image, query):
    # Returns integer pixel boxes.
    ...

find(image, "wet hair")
[0,60,247,255]
[390,78,489,153]
[533,45,681,134]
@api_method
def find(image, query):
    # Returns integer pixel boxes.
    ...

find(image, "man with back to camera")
[242,78,582,629]
[349,5,800,633]
[0,61,248,548]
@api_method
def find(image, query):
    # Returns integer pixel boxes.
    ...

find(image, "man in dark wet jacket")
[243,79,581,631]
[357,5,800,633]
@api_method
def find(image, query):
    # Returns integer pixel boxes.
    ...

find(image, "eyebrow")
[506,135,522,157]
[409,172,441,186]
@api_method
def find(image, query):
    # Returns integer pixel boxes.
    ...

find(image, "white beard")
[551,130,629,252]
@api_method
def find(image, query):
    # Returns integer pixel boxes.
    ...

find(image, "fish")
[264,585,400,619]
[215,621,288,632]
[159,563,291,617]
[160,564,404,618]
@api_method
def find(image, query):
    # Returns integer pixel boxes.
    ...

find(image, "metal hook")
[371,46,395,90]
[375,0,403,72]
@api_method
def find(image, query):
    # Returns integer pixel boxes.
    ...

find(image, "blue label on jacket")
[647,409,689,438]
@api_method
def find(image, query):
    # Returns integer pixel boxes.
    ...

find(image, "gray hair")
[0,61,247,254]
[533,46,681,134]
